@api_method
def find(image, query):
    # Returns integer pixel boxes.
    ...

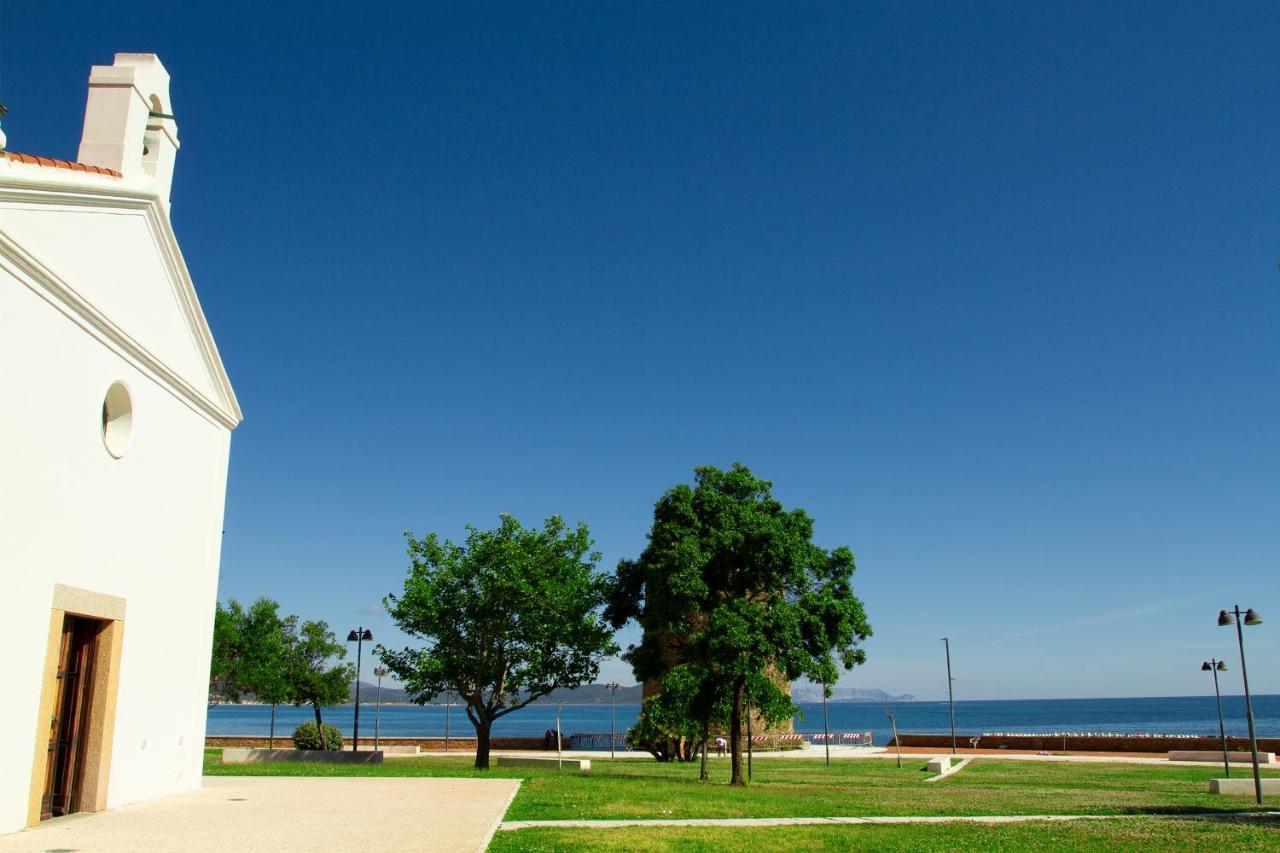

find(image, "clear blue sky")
[6,2,1277,700]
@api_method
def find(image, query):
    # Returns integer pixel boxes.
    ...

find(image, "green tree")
[284,619,354,749]
[380,514,618,769]
[609,463,872,786]
[236,599,295,748]
[207,597,295,744]
[208,601,240,707]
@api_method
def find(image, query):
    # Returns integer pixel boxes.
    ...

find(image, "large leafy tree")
[284,619,354,748]
[610,463,872,786]
[379,514,618,769]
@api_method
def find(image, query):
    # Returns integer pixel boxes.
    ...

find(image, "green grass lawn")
[203,749,1277,820]
[486,817,1280,852]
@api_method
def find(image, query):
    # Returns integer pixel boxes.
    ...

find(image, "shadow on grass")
[1126,805,1280,818]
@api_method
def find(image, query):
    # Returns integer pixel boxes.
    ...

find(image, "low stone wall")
[206,735,564,751]
[896,733,1280,754]
[1169,749,1276,764]
[222,747,384,764]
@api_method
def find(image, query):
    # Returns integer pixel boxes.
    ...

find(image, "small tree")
[236,599,294,747]
[380,514,618,769]
[207,598,295,744]
[209,601,240,707]
[284,619,354,749]
[610,464,872,786]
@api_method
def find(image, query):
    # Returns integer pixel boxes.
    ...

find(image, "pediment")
[0,186,240,428]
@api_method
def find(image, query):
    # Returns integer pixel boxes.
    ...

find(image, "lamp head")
[1201,661,1212,671]
[1217,660,1228,671]
[1244,609,1263,626]
[346,630,359,642]
[1218,610,1235,627]
[362,628,374,641]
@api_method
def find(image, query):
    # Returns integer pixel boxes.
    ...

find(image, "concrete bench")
[495,756,591,772]
[222,748,384,764]
[1170,750,1274,764]
[378,744,421,756]
[925,757,951,774]
[1210,778,1280,795]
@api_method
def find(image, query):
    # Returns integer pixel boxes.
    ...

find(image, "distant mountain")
[343,681,643,705]
[790,683,917,704]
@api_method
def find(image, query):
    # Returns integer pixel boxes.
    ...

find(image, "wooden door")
[41,616,99,820]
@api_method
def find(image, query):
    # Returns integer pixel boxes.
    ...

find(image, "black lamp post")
[444,691,452,753]
[346,627,373,751]
[1200,659,1230,778]
[1218,606,1263,804]
[942,637,957,755]
[372,666,389,753]
[605,682,620,759]
[822,678,831,767]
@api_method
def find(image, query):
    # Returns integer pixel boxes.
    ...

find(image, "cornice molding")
[0,178,242,429]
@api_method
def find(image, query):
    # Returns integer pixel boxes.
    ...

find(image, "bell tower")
[77,53,180,207]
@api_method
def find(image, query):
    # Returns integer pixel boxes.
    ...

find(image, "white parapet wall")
[222,749,384,765]
[1170,750,1275,764]
[1210,778,1280,795]
[495,756,591,772]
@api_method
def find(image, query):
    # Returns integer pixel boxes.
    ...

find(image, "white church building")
[0,54,241,833]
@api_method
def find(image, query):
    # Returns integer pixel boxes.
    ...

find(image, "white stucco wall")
[0,184,236,833]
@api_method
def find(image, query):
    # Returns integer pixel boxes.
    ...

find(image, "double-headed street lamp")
[1200,659,1230,777]
[1217,606,1263,804]
[346,627,373,751]
[605,682,621,759]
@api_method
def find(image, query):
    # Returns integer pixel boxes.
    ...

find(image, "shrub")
[292,721,343,750]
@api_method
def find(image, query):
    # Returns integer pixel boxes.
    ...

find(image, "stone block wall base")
[221,748,384,765]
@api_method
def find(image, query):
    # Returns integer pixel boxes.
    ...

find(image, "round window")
[101,381,133,458]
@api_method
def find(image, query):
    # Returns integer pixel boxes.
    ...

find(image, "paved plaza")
[0,776,520,853]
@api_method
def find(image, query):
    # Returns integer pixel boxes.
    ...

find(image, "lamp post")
[372,666,388,753]
[1218,606,1264,804]
[345,627,373,751]
[444,691,452,753]
[886,709,902,768]
[822,678,831,767]
[1200,659,1230,778]
[605,682,620,759]
[556,703,564,766]
[942,637,957,755]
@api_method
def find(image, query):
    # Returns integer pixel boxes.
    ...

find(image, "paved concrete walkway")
[500,812,1280,831]
[0,776,521,853]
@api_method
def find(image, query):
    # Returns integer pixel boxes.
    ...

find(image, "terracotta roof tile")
[3,150,123,178]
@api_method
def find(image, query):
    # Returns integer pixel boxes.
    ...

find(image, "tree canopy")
[208,597,293,707]
[609,463,872,785]
[380,514,618,769]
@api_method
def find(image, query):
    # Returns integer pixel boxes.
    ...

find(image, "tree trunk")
[699,733,709,781]
[729,676,746,786]
[474,717,493,770]
[313,703,327,750]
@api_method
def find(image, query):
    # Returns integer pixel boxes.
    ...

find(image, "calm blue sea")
[208,694,1280,746]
